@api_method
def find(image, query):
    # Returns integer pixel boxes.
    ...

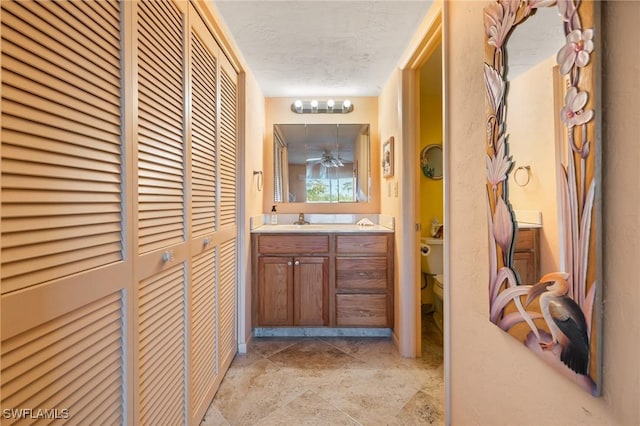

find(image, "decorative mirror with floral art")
[484,0,600,395]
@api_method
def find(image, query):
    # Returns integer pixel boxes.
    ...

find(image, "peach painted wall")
[446,1,639,425]
[507,55,560,277]
[239,72,265,342]
[262,97,380,214]
[378,69,405,349]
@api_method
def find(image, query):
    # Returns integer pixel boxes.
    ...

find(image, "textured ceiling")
[212,1,434,97]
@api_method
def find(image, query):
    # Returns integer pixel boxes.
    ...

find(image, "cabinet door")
[294,257,329,326]
[513,251,536,285]
[258,257,294,326]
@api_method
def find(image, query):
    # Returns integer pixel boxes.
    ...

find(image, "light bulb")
[342,99,351,110]
[310,100,318,108]
[327,99,335,108]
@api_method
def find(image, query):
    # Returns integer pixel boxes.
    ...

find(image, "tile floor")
[201,313,444,425]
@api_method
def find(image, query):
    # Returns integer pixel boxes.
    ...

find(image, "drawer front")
[515,228,535,251]
[336,235,388,254]
[336,294,388,327]
[258,235,329,254]
[336,257,387,290]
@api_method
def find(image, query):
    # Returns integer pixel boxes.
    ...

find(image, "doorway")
[417,43,444,352]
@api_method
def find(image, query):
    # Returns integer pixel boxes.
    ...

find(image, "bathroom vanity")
[513,227,540,285]
[251,226,394,329]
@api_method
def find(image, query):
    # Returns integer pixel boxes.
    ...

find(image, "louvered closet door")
[135,0,188,424]
[217,54,239,374]
[187,10,219,423]
[187,8,239,422]
[1,0,128,424]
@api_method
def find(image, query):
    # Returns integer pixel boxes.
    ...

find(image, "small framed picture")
[382,136,394,178]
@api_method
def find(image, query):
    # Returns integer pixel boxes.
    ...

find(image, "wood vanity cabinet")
[335,235,393,327]
[254,235,330,326]
[513,227,540,285]
[252,232,394,328]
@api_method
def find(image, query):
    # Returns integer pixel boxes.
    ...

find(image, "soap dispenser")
[270,205,278,225]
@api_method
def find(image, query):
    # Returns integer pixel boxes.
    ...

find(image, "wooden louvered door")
[1,0,239,423]
[217,55,239,376]
[1,0,129,423]
[134,1,188,424]
[134,2,239,424]
[188,10,220,423]
[188,8,238,423]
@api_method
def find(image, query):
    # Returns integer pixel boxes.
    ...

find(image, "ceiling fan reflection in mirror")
[307,151,344,168]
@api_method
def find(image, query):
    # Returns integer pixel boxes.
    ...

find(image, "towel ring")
[253,170,263,191]
[514,165,531,187]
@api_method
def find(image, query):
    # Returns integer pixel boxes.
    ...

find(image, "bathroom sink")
[253,223,392,233]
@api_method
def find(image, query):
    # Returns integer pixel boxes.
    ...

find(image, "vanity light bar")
[291,99,354,114]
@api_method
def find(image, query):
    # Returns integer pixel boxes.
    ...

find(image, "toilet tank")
[420,237,443,275]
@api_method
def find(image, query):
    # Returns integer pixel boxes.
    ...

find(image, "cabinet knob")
[359,272,365,276]
[203,237,211,246]
[287,261,293,266]
[294,260,300,266]
[162,250,174,263]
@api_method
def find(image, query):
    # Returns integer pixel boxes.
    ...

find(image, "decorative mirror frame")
[484,0,600,394]
[421,144,443,179]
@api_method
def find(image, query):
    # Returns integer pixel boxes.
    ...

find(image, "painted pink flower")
[484,0,519,49]
[493,197,514,255]
[486,143,511,189]
[557,29,594,75]
[560,86,593,128]
[484,63,504,114]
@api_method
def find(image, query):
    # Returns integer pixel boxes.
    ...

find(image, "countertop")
[251,224,394,233]
[517,222,542,229]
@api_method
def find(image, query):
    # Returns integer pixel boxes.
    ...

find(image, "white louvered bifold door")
[134,0,188,424]
[1,0,128,423]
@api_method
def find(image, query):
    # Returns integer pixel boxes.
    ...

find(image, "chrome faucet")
[294,213,309,225]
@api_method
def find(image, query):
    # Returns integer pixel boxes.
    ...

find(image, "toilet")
[420,237,444,332]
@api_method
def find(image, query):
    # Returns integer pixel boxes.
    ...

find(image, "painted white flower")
[484,0,519,49]
[484,63,505,114]
[560,86,594,128]
[557,29,594,75]
[486,143,511,189]
[493,196,514,255]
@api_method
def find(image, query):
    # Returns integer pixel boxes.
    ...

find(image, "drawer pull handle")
[287,261,293,266]
[294,260,300,266]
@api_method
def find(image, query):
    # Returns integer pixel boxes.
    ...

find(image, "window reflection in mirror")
[273,124,370,203]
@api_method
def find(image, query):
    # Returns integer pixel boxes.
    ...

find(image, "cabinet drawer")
[336,257,387,290]
[336,294,388,327]
[258,235,329,254]
[515,228,535,251]
[336,235,388,254]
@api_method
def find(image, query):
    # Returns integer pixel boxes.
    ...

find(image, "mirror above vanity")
[273,123,370,204]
